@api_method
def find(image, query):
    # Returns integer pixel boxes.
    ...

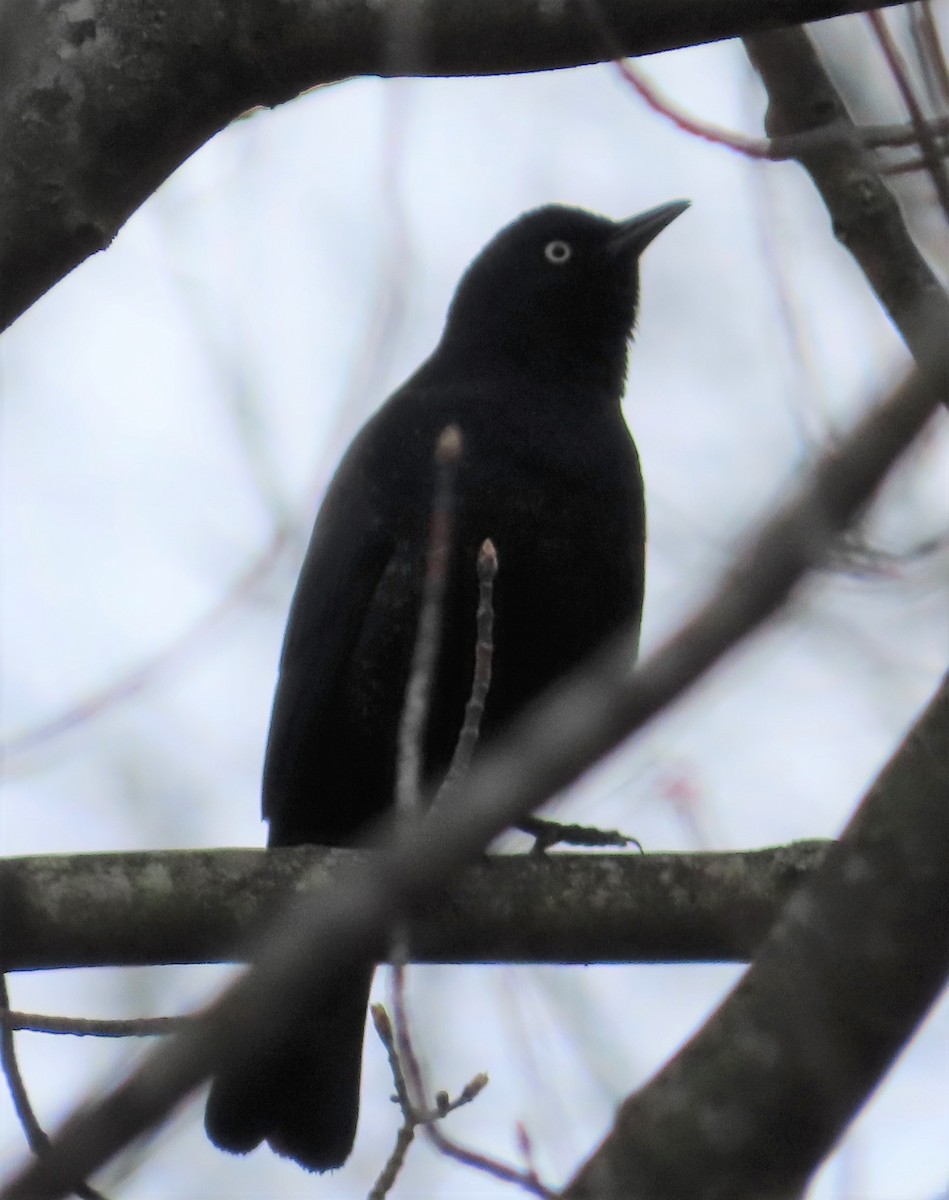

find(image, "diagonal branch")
[565,670,949,1199]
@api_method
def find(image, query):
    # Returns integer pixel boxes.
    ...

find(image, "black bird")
[205,199,689,1172]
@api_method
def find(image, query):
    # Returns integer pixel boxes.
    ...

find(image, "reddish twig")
[614,58,771,157]
[615,56,949,164]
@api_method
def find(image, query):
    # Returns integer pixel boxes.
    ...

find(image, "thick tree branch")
[0,842,830,973]
[565,670,949,1200]
[0,295,944,1200]
[0,0,906,331]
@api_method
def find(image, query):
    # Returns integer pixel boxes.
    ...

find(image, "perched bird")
[205,200,689,1172]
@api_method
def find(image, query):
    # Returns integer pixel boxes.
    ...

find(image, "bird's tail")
[204,967,373,1173]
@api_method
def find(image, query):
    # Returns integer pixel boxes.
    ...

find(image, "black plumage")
[205,200,688,1171]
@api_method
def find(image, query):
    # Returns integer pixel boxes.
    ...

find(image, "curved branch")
[0,0,905,331]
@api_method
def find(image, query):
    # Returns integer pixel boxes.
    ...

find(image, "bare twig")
[1,1012,191,1038]
[386,967,554,1198]
[914,1,949,108]
[437,536,498,803]
[2,341,944,1199]
[396,425,463,818]
[868,9,949,220]
[422,1115,556,1199]
[744,27,949,366]
[882,148,949,175]
[390,964,428,1128]
[0,978,107,1200]
[616,54,949,163]
[368,1002,489,1199]
[393,424,463,1038]
[615,58,772,158]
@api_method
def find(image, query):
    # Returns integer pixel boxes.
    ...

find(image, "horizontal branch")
[0,0,906,330]
[0,841,830,972]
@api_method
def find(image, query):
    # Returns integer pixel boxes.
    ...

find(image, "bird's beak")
[608,200,691,257]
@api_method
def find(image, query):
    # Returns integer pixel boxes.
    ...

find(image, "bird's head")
[440,201,689,394]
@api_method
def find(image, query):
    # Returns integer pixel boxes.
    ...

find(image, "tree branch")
[0,842,830,973]
[565,670,949,1200]
[0,0,906,331]
[744,25,949,364]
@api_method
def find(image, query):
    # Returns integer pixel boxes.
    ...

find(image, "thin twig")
[392,424,463,1023]
[917,1,949,108]
[368,1000,490,1198]
[386,969,554,1198]
[1,1011,190,1038]
[882,149,949,175]
[615,58,771,157]
[615,56,949,163]
[396,424,463,819]
[868,9,949,221]
[422,1116,556,1198]
[368,1004,417,1198]
[391,964,428,1121]
[0,979,107,1200]
[437,536,498,803]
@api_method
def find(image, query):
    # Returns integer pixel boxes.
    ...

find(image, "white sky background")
[1,17,948,1200]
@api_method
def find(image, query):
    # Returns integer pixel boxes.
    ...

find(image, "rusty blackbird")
[205,200,689,1171]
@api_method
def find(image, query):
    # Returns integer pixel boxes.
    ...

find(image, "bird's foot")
[516,816,644,857]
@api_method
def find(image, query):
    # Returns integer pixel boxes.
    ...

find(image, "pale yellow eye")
[544,240,572,265]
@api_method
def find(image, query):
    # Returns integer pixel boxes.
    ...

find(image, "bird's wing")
[262,436,395,831]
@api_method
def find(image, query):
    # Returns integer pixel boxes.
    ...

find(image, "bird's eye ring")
[544,240,573,265]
